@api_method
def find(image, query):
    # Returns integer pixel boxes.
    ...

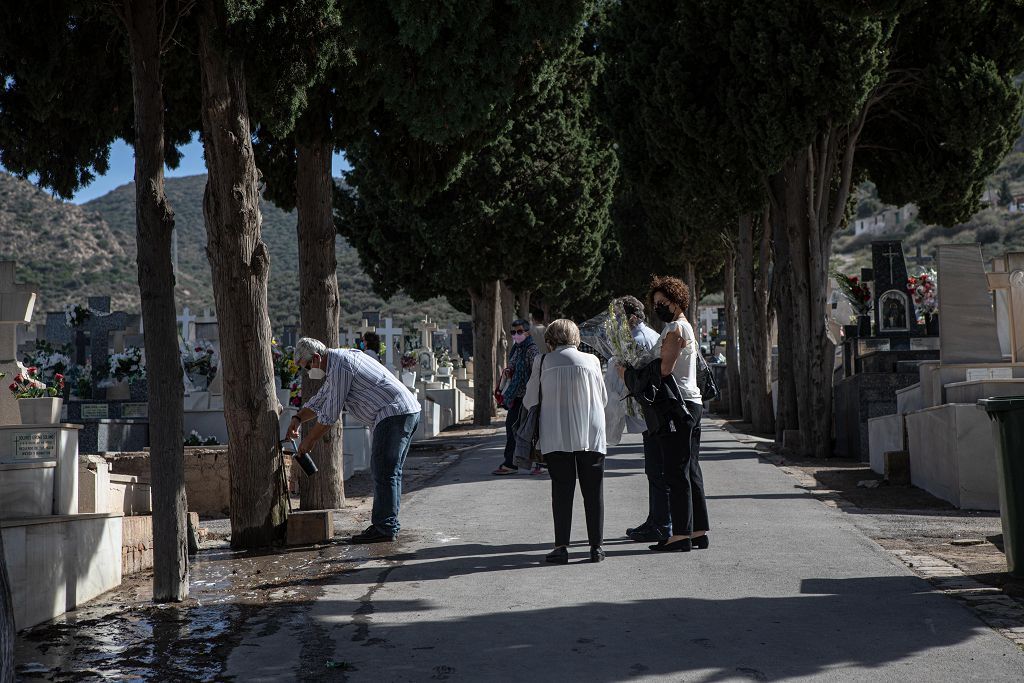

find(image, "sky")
[16,134,351,204]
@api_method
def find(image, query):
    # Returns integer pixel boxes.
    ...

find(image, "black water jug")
[281,439,318,476]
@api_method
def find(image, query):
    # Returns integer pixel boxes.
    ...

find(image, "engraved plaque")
[122,403,148,419]
[81,403,110,419]
[14,431,57,460]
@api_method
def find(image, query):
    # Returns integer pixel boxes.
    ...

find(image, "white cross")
[0,261,36,324]
[357,319,376,336]
[415,316,438,350]
[377,317,403,369]
[447,323,461,358]
[177,306,196,341]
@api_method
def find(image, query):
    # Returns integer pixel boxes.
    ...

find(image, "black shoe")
[625,521,651,536]
[692,535,709,550]
[545,547,569,564]
[590,546,605,563]
[627,527,668,543]
[350,525,397,544]
[650,538,692,552]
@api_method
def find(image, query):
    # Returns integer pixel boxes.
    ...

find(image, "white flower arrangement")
[64,303,92,328]
[107,346,146,383]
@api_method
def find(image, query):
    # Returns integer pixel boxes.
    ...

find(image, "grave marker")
[0,261,37,425]
[986,252,1024,362]
[377,318,403,369]
[937,244,1003,364]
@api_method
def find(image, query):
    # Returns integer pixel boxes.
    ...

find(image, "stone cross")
[987,252,1024,362]
[415,317,437,351]
[0,262,36,362]
[377,317,403,369]
[82,298,128,399]
[447,323,462,358]
[0,261,37,425]
[281,324,298,348]
[177,306,196,342]
[361,310,381,327]
[357,319,376,336]
[911,244,933,269]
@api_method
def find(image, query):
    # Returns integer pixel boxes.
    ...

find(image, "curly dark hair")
[648,275,690,313]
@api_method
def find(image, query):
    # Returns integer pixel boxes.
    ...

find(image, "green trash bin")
[978,396,1024,578]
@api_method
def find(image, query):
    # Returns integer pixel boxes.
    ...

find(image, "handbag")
[514,354,546,466]
[695,350,720,402]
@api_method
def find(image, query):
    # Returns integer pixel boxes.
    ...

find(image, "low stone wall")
[107,446,237,517]
[122,515,153,575]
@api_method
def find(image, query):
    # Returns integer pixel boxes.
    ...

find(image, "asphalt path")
[226,419,1024,681]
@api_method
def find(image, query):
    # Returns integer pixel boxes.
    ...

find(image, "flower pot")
[437,365,452,377]
[857,314,872,338]
[401,371,417,388]
[925,313,939,336]
[842,324,859,339]
[454,368,468,380]
[18,397,63,425]
[187,371,210,391]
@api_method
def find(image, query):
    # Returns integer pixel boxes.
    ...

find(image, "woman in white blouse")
[522,319,608,564]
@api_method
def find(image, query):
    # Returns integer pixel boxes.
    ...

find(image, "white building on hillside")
[854,204,918,237]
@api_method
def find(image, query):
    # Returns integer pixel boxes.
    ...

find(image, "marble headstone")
[937,244,1003,364]
[871,241,915,340]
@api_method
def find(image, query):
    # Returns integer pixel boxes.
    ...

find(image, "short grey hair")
[294,337,327,365]
[544,319,581,348]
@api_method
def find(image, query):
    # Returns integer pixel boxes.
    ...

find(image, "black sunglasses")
[510,328,526,334]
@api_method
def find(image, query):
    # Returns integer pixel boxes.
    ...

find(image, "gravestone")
[361,311,381,327]
[937,244,1003,364]
[177,306,196,341]
[987,251,1024,362]
[415,317,438,351]
[281,324,298,348]
[45,297,128,400]
[447,323,462,358]
[871,241,916,344]
[458,321,474,359]
[377,317,403,370]
[0,262,37,425]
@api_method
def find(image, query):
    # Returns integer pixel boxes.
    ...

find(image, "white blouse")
[522,346,608,455]
[652,318,702,403]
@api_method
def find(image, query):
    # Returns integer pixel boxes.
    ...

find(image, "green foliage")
[337,22,616,311]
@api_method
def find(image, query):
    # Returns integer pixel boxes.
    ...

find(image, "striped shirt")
[304,349,420,430]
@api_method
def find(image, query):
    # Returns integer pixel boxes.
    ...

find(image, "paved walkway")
[219,419,1024,681]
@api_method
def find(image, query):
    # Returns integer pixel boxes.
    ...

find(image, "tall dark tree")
[337,24,617,424]
[0,0,196,600]
[602,0,1024,455]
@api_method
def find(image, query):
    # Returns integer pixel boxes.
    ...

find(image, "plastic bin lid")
[977,396,1024,412]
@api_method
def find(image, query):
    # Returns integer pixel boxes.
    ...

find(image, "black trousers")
[657,402,709,536]
[502,398,522,468]
[547,450,605,548]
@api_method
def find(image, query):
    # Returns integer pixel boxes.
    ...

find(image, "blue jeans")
[370,412,420,535]
[643,432,671,537]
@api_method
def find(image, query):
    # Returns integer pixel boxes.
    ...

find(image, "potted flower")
[833,270,873,337]
[182,341,217,391]
[9,366,65,424]
[435,348,453,377]
[272,338,299,389]
[907,269,939,335]
[105,346,146,399]
[64,303,91,329]
[400,352,418,387]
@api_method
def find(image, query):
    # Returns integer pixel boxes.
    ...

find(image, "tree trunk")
[295,112,344,511]
[469,280,500,425]
[736,213,775,434]
[198,0,287,547]
[722,247,742,418]
[0,528,13,682]
[515,290,532,321]
[496,281,515,393]
[684,260,698,324]
[123,0,188,601]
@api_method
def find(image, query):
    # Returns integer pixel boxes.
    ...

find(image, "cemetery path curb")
[717,416,1024,650]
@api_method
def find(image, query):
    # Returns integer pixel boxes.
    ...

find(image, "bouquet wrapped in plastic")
[579,301,654,446]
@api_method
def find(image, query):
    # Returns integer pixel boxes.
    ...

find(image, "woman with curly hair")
[624,275,709,553]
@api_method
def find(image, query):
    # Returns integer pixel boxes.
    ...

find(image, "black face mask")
[654,303,674,323]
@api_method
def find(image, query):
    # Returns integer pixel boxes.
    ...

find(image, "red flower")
[850,276,858,283]
[8,383,16,392]
[194,346,202,352]
[14,374,22,383]
[54,373,64,381]
[28,366,37,375]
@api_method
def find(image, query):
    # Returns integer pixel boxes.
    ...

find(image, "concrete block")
[122,514,154,575]
[286,510,334,546]
[895,384,922,415]
[944,378,1024,405]
[868,414,905,475]
[905,403,999,510]
[884,450,910,485]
